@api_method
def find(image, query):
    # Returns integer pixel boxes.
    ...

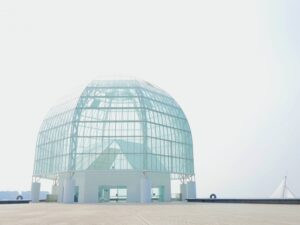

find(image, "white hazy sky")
[0,0,299,198]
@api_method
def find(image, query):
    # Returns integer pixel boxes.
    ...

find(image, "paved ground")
[0,202,299,225]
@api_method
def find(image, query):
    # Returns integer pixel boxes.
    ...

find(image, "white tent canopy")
[270,176,296,199]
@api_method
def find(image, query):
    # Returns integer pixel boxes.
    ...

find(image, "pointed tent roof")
[270,176,296,199]
[87,139,167,171]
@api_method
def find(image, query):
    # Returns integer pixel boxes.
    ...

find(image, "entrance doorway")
[74,186,79,202]
[151,186,164,202]
[98,186,127,202]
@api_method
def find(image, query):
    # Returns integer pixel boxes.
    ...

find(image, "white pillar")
[180,183,187,201]
[31,182,40,203]
[58,183,63,203]
[63,178,75,203]
[140,174,151,203]
[186,181,196,199]
[52,184,59,195]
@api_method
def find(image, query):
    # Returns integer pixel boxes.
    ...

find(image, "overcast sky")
[0,0,299,198]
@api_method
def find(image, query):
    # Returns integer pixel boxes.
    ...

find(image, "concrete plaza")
[0,202,299,225]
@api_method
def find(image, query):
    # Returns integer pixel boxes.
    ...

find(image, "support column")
[140,173,151,203]
[186,181,196,199]
[180,183,187,201]
[63,178,75,203]
[31,182,40,203]
[58,183,63,203]
[52,184,59,195]
[47,184,59,202]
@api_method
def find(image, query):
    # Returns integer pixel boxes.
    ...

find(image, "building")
[32,79,195,203]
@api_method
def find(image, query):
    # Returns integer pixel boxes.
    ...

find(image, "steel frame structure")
[33,80,194,180]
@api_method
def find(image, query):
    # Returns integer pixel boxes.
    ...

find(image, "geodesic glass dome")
[33,80,194,179]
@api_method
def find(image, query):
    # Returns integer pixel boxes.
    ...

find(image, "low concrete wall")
[187,198,300,204]
[0,200,30,204]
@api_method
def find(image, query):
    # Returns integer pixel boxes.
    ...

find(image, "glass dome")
[33,80,194,179]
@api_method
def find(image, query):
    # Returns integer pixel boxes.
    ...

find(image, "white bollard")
[31,182,41,203]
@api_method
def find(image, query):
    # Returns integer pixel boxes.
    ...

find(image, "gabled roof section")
[87,139,167,172]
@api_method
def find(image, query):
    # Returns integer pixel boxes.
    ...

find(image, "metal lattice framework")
[33,80,194,179]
